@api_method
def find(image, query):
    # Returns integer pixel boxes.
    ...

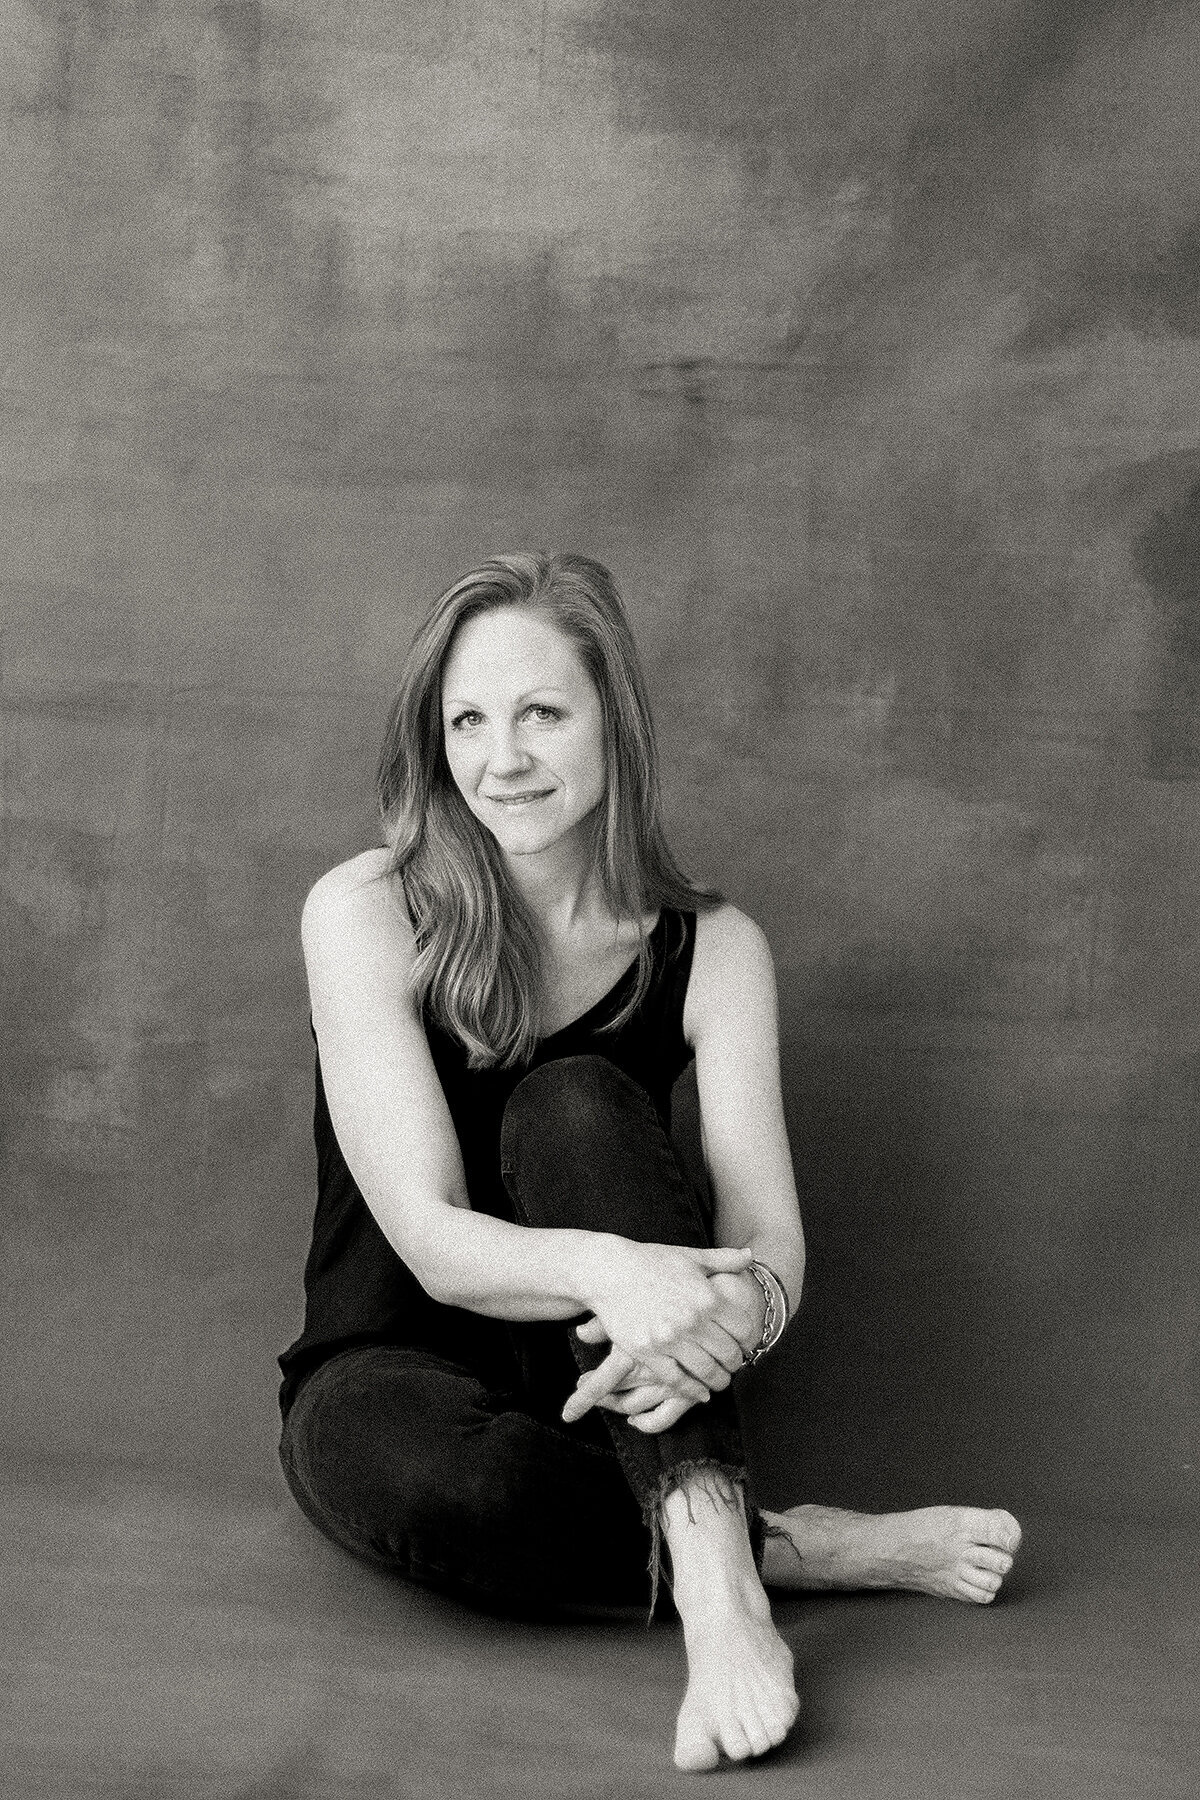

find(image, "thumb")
[690,1246,755,1273]
[575,1315,610,1344]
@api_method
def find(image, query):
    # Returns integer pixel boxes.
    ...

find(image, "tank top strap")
[657,905,698,1053]
[580,905,697,1107]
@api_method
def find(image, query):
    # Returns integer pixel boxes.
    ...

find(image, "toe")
[970,1546,1013,1575]
[759,1681,800,1732]
[761,1698,799,1746]
[990,1510,1022,1554]
[674,1715,720,1773]
[719,1721,754,1763]
[739,1709,775,1760]
[965,1568,1002,1594]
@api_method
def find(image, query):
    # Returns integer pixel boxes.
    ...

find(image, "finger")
[670,1340,732,1391]
[631,1355,709,1406]
[561,1348,637,1422]
[638,1352,712,1403]
[694,1320,752,1374]
[562,1372,627,1423]
[597,1384,671,1414]
[688,1246,755,1274]
[655,1362,712,1405]
[629,1395,696,1433]
[706,1275,766,1348]
[612,1364,661,1393]
[574,1316,610,1345]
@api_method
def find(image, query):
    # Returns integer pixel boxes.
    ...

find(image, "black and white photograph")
[1,2,1196,1794]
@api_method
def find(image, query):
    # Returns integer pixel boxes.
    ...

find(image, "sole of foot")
[761,1503,1023,1605]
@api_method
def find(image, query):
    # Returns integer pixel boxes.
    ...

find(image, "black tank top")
[277,906,699,1415]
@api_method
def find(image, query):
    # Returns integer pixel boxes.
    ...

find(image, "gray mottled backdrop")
[2,0,1197,1523]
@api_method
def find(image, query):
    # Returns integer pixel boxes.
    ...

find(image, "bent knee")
[503,1054,648,1161]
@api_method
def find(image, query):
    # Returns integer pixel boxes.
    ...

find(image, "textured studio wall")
[2,0,1198,1523]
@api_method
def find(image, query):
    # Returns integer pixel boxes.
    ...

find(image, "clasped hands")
[561,1241,766,1436]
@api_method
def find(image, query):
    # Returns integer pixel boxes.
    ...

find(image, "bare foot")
[663,1473,800,1772]
[760,1503,1022,1605]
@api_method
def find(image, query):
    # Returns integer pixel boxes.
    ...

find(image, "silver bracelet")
[741,1260,791,1367]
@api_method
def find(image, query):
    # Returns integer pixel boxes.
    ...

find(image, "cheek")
[564,725,606,799]
[442,736,475,793]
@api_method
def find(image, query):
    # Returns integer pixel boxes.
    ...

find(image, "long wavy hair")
[376,551,722,1069]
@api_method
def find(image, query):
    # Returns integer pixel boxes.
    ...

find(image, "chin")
[492,815,585,857]
[496,825,569,854]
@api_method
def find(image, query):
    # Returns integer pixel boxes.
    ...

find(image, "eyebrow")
[442,687,570,708]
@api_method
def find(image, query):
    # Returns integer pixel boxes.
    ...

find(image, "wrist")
[741,1259,790,1367]
[726,1266,768,1349]
[569,1230,625,1314]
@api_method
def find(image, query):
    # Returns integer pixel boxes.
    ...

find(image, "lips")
[489,790,552,805]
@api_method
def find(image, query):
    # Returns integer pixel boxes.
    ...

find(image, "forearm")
[741,1227,805,1313]
[402,1204,615,1322]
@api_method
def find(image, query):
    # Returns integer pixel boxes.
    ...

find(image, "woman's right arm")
[301,855,750,1368]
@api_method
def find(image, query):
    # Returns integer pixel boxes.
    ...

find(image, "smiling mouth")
[489,790,553,806]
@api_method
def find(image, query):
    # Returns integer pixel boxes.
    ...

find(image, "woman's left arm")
[688,903,806,1308]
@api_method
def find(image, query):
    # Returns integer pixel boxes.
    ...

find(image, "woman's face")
[440,605,607,862]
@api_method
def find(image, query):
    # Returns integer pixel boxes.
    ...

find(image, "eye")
[448,709,482,732]
[527,704,562,722]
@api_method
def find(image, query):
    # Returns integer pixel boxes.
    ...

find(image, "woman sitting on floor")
[278,551,1022,1772]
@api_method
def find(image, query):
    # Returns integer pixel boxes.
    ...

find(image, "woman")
[278,552,1021,1772]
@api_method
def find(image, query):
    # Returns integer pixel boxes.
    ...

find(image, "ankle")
[660,1467,746,1558]
[661,1473,767,1620]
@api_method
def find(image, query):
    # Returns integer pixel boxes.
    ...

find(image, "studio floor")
[3,1458,1195,1800]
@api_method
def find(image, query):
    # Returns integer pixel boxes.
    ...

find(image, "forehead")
[441,606,589,694]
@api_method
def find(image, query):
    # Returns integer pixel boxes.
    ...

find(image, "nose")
[487,721,535,778]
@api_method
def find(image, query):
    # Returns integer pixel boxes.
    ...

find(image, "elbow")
[405,1238,489,1313]
[384,1196,474,1308]
[411,1262,450,1306]
[419,1264,493,1313]
[419,1269,482,1310]
[391,1223,458,1308]
[405,1246,463,1309]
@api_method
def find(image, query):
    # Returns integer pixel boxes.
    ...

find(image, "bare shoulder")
[684,901,777,1046]
[693,900,774,971]
[301,849,415,974]
[303,848,404,928]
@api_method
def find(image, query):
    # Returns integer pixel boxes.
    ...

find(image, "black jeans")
[279,1054,764,1619]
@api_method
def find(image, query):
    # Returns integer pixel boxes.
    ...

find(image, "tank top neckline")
[535,907,669,1046]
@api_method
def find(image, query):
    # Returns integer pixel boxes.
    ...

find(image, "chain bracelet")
[741,1259,789,1367]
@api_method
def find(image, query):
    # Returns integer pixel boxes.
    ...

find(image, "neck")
[499,822,606,940]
